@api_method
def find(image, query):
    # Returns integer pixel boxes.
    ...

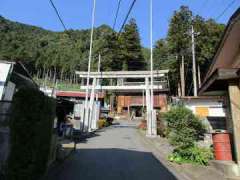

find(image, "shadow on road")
[44,148,178,180]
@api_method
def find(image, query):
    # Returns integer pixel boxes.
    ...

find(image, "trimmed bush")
[164,106,205,149]
[6,88,55,180]
[165,106,213,165]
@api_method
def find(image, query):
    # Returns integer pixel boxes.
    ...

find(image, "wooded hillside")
[0,6,225,94]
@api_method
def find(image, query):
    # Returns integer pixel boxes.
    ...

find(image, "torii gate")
[80,0,159,137]
[76,70,169,137]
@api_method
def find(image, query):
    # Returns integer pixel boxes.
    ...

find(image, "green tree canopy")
[119,18,146,71]
[153,6,225,95]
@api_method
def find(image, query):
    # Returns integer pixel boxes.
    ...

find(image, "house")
[199,8,240,167]
[56,90,104,103]
[56,91,104,130]
[117,93,168,117]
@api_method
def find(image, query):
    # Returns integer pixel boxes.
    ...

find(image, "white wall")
[184,98,225,117]
[0,63,12,100]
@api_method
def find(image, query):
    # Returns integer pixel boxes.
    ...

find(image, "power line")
[49,0,68,31]
[118,0,137,33]
[215,0,236,21]
[113,0,122,30]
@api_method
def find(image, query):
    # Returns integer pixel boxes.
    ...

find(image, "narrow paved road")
[45,120,178,180]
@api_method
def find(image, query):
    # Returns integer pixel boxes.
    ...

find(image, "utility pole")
[147,0,156,137]
[191,25,197,97]
[150,0,154,113]
[96,54,101,102]
[98,54,101,73]
[176,55,181,97]
[150,0,154,135]
[83,0,96,132]
[180,55,185,97]
[198,64,201,87]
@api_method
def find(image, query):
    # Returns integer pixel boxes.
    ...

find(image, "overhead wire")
[49,0,68,31]
[118,0,137,33]
[215,0,236,21]
[113,0,122,30]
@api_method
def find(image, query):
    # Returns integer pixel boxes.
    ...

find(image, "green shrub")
[6,88,55,180]
[165,106,212,165]
[164,106,205,149]
[168,146,213,165]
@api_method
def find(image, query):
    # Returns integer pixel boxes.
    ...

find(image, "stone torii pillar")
[145,77,157,137]
[88,78,97,132]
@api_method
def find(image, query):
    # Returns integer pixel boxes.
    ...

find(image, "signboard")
[0,63,12,100]
[195,106,209,117]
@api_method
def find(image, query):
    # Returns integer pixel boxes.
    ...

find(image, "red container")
[212,132,232,161]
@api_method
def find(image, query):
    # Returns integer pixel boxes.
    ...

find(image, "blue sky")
[0,0,239,47]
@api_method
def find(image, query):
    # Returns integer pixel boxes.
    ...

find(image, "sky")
[0,0,239,47]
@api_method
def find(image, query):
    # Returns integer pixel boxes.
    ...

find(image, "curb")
[137,129,226,180]
[137,129,192,180]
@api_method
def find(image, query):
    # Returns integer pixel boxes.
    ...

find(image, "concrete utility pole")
[191,25,197,97]
[96,54,101,102]
[150,0,153,118]
[180,55,185,97]
[147,0,157,137]
[198,64,201,87]
[83,0,96,132]
[88,78,96,132]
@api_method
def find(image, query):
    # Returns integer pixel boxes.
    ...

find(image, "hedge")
[6,88,55,180]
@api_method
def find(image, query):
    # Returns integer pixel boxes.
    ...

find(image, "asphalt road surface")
[45,120,178,180]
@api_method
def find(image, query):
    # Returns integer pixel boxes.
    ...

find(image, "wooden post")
[228,82,240,164]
